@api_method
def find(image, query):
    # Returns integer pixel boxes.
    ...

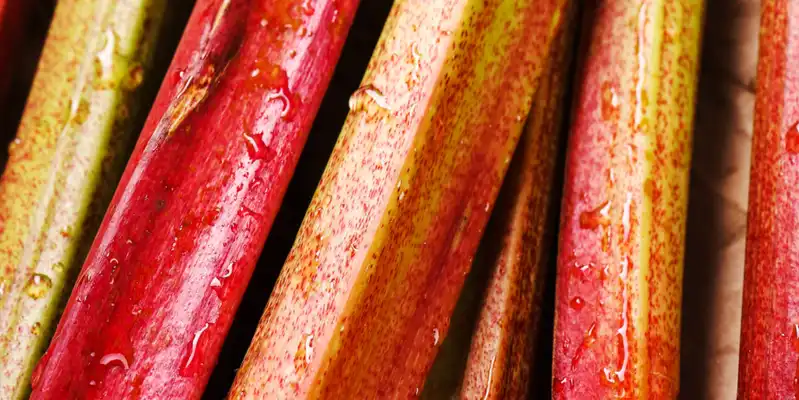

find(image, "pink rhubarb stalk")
[229,0,569,398]
[552,1,703,398]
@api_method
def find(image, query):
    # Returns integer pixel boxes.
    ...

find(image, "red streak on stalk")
[739,0,799,398]
[29,0,358,398]
[0,0,30,107]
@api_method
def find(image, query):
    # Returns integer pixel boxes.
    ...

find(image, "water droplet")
[349,84,392,112]
[569,296,585,311]
[794,375,799,400]
[601,81,620,121]
[300,0,315,15]
[787,122,799,154]
[433,328,440,346]
[585,322,598,346]
[600,367,619,387]
[89,380,97,386]
[124,64,145,90]
[31,322,42,336]
[553,377,569,394]
[483,354,497,399]
[622,192,633,242]
[181,323,210,376]
[266,88,292,117]
[242,130,275,161]
[70,98,91,125]
[579,200,611,230]
[95,29,117,81]
[173,68,186,81]
[407,43,423,88]
[203,207,221,225]
[570,322,597,369]
[239,205,263,219]
[100,353,130,370]
[210,277,222,288]
[614,257,631,385]
[221,263,234,278]
[259,18,267,27]
[294,332,314,373]
[7,137,22,154]
[25,274,52,299]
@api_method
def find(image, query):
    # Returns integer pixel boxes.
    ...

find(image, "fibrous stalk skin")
[0,0,176,398]
[739,0,799,398]
[551,1,702,398]
[28,0,360,398]
[456,9,575,400]
[229,0,569,398]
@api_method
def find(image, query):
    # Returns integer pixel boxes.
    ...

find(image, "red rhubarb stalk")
[739,0,799,398]
[0,0,185,397]
[29,0,360,398]
[551,1,703,398]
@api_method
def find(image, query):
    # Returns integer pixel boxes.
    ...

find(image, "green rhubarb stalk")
[0,0,178,397]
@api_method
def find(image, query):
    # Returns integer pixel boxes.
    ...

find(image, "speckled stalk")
[739,0,799,398]
[0,0,31,109]
[228,0,568,398]
[551,1,702,398]
[455,11,574,400]
[0,0,171,398]
[29,1,360,399]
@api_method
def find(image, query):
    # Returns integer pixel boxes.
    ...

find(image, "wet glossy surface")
[229,0,568,398]
[552,1,703,398]
[0,1,182,398]
[29,0,359,398]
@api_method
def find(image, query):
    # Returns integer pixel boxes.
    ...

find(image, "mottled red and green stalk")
[0,0,175,398]
[551,1,702,398]
[29,0,359,398]
[229,0,568,398]
[0,0,32,108]
[455,12,574,400]
[739,0,799,398]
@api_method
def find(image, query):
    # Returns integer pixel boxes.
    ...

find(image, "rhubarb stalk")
[456,10,574,400]
[738,0,799,398]
[229,0,569,398]
[29,0,360,399]
[551,1,702,398]
[0,0,177,398]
